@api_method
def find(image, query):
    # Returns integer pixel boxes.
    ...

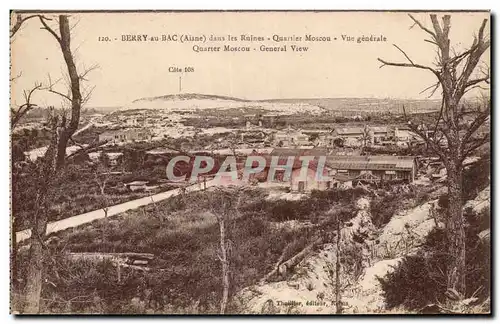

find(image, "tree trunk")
[22,239,44,313]
[335,219,342,314]
[446,163,466,297]
[219,218,229,314]
[11,217,17,290]
[19,15,83,314]
[21,136,58,313]
[55,15,82,169]
[278,237,323,275]
[23,205,49,313]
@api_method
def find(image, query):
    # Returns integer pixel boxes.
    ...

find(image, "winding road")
[16,179,217,243]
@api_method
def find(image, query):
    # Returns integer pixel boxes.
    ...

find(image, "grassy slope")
[15,188,363,313]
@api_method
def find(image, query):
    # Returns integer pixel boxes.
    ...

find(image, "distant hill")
[133,93,250,103]
[123,93,325,115]
[116,93,444,116]
[261,97,442,114]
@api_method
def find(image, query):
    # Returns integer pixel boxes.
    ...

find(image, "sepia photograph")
[9,10,491,315]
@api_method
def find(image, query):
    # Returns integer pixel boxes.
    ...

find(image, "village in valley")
[18,95,454,195]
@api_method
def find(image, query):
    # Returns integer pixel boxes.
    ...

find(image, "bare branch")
[78,63,99,81]
[424,39,438,46]
[68,137,85,150]
[408,14,436,39]
[402,105,448,163]
[463,85,488,96]
[454,19,490,97]
[10,71,22,82]
[393,44,414,65]
[447,44,479,67]
[419,81,440,98]
[10,14,49,38]
[465,75,490,88]
[43,73,74,103]
[460,109,490,151]
[433,98,446,135]
[477,18,488,42]
[38,15,61,44]
[430,14,444,40]
[81,85,96,106]
[48,88,72,102]
[11,82,43,128]
[377,58,440,79]
[462,133,490,159]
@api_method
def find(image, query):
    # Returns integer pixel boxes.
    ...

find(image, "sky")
[10,11,490,108]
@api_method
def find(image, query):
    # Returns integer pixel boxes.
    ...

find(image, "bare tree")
[94,152,111,218]
[360,125,374,151]
[10,13,45,129]
[20,14,97,313]
[9,14,43,288]
[206,190,231,314]
[206,188,246,314]
[10,12,45,38]
[10,83,43,129]
[378,14,490,297]
[38,15,98,169]
[335,214,342,314]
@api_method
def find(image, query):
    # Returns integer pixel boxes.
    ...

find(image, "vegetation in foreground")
[378,159,491,313]
[13,187,363,313]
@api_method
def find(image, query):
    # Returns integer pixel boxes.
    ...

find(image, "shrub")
[438,194,449,209]
[462,156,490,201]
[378,223,491,311]
[265,200,308,222]
[378,255,447,310]
[370,194,401,228]
[14,187,362,314]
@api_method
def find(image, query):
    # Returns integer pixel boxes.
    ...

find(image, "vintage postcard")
[10,10,491,315]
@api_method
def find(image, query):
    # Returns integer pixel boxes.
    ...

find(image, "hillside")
[263,98,442,114]
[133,93,250,103]
[121,93,443,116]
[123,93,325,115]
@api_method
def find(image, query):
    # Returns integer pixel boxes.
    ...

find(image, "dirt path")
[16,179,217,243]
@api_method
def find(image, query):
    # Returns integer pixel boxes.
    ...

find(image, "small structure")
[89,151,123,166]
[331,126,365,139]
[125,180,148,191]
[329,126,371,148]
[99,128,151,144]
[245,151,418,190]
[273,127,310,147]
[270,147,328,158]
[371,126,389,139]
[126,118,139,126]
[290,161,332,192]
[326,155,418,183]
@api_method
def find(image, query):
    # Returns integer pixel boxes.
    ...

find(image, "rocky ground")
[234,184,490,314]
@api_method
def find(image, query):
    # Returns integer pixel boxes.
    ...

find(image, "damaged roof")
[326,155,415,171]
